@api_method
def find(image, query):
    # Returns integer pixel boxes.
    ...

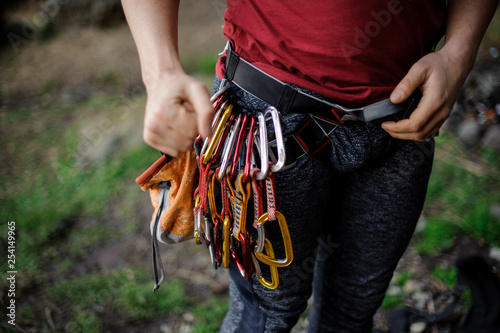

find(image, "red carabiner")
[238,231,254,280]
[242,115,256,183]
[213,216,222,267]
[229,113,249,179]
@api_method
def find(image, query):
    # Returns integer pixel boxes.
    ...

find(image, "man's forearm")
[121,0,183,87]
[443,0,499,75]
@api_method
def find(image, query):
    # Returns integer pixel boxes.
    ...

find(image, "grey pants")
[214,77,434,333]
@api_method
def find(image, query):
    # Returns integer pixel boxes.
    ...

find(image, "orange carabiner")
[203,104,233,165]
[227,171,252,240]
[252,239,279,289]
[223,215,231,268]
[254,211,293,267]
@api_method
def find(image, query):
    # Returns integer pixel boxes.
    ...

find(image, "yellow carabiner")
[208,171,221,222]
[252,239,279,289]
[254,211,293,267]
[203,104,233,165]
[223,215,231,268]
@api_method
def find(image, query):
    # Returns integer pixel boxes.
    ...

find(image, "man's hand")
[382,0,499,141]
[143,72,214,156]
[381,50,467,141]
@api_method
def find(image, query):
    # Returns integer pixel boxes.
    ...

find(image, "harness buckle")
[331,107,346,125]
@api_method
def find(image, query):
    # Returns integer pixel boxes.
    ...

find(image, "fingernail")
[391,91,403,102]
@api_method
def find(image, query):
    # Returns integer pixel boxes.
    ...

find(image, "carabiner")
[208,171,223,268]
[223,215,231,268]
[239,231,254,280]
[213,216,222,267]
[229,113,249,179]
[212,113,236,164]
[206,214,217,269]
[265,106,286,173]
[203,103,233,165]
[254,211,293,267]
[200,100,228,157]
[252,239,279,289]
[226,170,251,240]
[194,193,202,245]
[210,82,230,103]
[242,116,256,183]
[255,113,269,180]
[212,93,226,111]
[218,114,242,180]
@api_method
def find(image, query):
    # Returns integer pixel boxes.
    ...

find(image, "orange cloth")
[136,149,199,243]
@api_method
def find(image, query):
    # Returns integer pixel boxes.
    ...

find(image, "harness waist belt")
[224,44,421,123]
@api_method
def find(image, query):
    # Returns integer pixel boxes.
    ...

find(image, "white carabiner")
[265,106,286,173]
[255,113,269,181]
[210,83,230,103]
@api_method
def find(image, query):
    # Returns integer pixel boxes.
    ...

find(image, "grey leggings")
[214,77,434,333]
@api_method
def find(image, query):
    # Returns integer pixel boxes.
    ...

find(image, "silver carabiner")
[265,106,286,173]
[210,82,230,103]
[255,113,269,181]
[200,100,228,157]
[218,114,243,180]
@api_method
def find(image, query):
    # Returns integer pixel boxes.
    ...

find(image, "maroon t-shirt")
[216,0,446,107]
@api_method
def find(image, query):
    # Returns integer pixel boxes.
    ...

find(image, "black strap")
[224,43,421,122]
[225,46,343,120]
[385,254,500,332]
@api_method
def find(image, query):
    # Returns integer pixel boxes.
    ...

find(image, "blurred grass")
[431,265,458,287]
[192,297,229,333]
[414,133,500,257]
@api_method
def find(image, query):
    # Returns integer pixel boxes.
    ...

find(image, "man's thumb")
[186,83,214,138]
[391,67,423,104]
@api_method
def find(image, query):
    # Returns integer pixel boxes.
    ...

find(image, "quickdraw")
[193,85,294,289]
